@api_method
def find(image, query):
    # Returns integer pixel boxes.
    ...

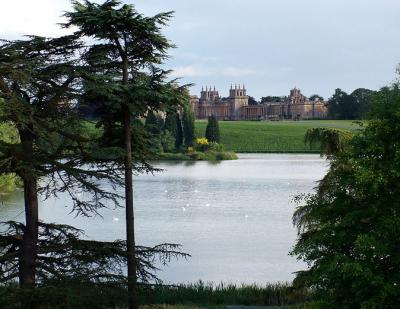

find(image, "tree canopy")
[292,84,400,308]
[205,115,220,143]
[327,88,375,119]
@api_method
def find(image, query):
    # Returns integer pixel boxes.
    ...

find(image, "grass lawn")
[195,120,362,153]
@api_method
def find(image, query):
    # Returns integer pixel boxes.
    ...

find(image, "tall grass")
[140,281,309,306]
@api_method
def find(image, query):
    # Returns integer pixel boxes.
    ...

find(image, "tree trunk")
[122,58,139,309]
[17,130,39,309]
[19,176,39,287]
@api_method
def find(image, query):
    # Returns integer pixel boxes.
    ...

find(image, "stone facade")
[191,85,328,120]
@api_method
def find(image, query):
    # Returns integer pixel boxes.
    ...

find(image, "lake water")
[0,154,328,284]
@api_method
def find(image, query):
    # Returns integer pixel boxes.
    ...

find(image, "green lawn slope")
[195,120,361,153]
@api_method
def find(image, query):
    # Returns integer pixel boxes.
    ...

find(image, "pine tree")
[164,110,178,137]
[145,111,162,135]
[205,115,220,143]
[175,113,184,150]
[0,36,121,294]
[64,2,188,308]
[182,106,195,147]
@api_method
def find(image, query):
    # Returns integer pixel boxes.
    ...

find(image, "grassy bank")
[141,282,309,307]
[195,120,361,153]
[159,151,237,161]
[0,282,309,308]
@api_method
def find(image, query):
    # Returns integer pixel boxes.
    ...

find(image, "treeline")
[327,87,375,119]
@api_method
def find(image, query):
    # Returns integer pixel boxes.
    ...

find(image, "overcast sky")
[1,0,400,100]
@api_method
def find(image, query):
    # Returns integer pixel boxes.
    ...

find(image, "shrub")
[194,137,210,152]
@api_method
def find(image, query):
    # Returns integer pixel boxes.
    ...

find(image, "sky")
[1,0,400,100]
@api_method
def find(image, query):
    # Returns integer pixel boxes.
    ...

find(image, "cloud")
[0,0,73,38]
[171,65,260,78]
[171,66,198,77]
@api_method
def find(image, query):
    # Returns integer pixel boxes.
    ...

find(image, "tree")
[308,94,324,102]
[0,35,121,299]
[351,88,375,119]
[248,96,258,105]
[327,88,374,119]
[145,111,163,135]
[64,2,188,308]
[205,115,220,143]
[182,106,195,147]
[261,96,286,103]
[175,113,183,150]
[164,110,178,138]
[291,84,400,307]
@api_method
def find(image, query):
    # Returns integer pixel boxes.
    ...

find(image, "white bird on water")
[181,206,186,212]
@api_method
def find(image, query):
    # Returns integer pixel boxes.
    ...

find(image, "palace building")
[190,85,328,121]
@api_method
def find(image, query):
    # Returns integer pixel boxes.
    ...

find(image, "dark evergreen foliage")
[308,94,324,102]
[182,106,195,147]
[175,113,183,150]
[164,110,178,137]
[328,88,375,119]
[0,221,189,307]
[0,36,123,296]
[145,111,162,135]
[205,115,220,143]
[64,2,189,308]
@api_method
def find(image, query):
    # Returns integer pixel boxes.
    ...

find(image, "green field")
[195,120,362,153]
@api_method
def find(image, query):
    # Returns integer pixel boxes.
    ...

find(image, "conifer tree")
[0,36,121,294]
[205,115,220,143]
[183,105,195,147]
[164,110,178,137]
[64,2,188,308]
[175,113,184,150]
[145,111,162,135]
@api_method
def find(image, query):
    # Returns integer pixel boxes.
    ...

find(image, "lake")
[0,154,328,284]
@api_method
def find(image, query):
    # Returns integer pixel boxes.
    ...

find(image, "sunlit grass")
[195,120,361,153]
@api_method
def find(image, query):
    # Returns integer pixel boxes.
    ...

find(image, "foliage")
[195,120,360,153]
[175,113,183,150]
[0,35,121,214]
[305,127,353,156]
[291,84,400,308]
[328,88,375,120]
[160,130,175,153]
[0,121,19,194]
[145,111,163,135]
[205,115,220,143]
[145,111,165,153]
[138,281,308,306]
[64,3,189,308]
[248,96,259,105]
[159,151,237,161]
[164,110,178,138]
[308,94,324,102]
[0,35,126,295]
[0,221,189,308]
[182,106,195,147]
[194,137,209,152]
[261,96,286,103]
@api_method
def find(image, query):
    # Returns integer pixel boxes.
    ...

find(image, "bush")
[194,137,210,152]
